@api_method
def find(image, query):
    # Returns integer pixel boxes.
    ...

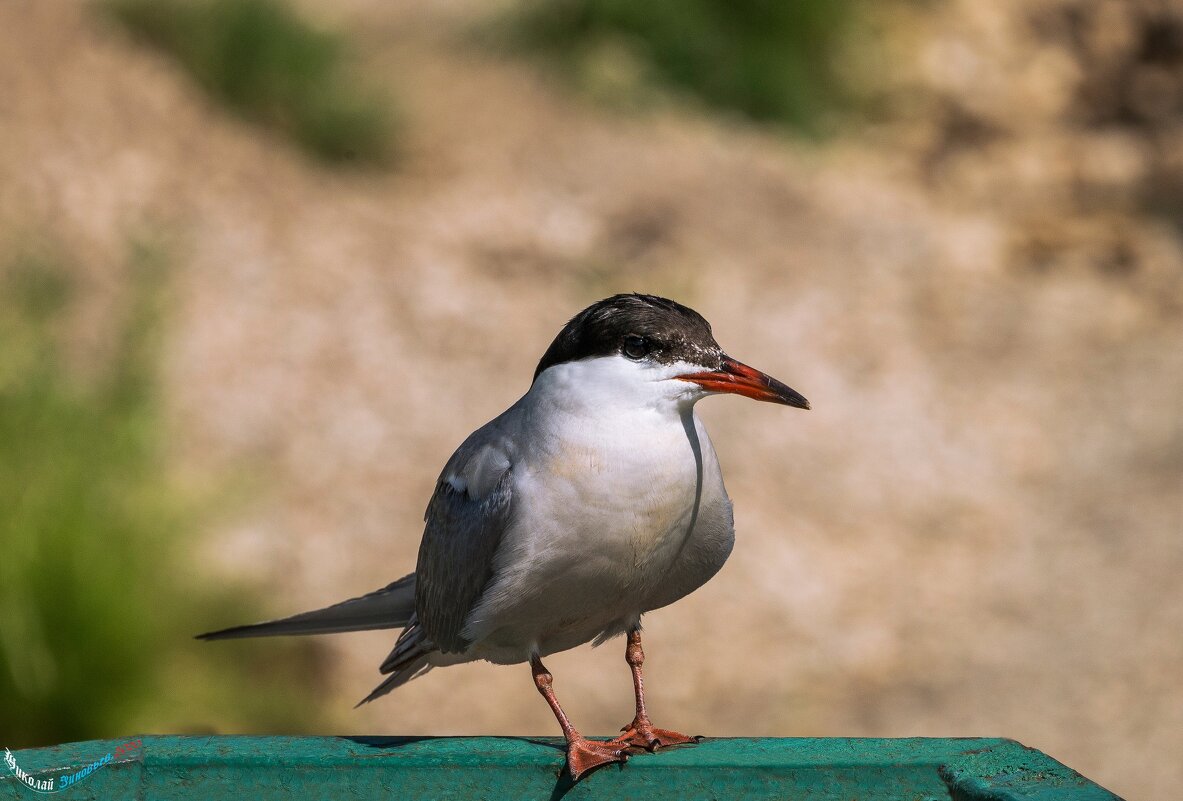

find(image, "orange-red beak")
[677,356,809,409]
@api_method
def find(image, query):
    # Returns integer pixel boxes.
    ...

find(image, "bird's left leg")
[610,628,701,751]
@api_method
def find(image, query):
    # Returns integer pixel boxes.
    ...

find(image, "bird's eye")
[622,335,650,360]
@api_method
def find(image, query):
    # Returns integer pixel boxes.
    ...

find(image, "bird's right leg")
[530,655,628,780]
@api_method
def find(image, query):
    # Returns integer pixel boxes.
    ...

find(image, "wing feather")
[414,443,514,653]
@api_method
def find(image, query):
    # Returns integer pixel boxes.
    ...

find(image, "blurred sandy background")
[1,1,1181,798]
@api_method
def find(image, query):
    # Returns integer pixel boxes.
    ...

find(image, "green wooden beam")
[1,736,1123,800]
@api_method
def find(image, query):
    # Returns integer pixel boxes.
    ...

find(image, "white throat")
[528,354,705,422]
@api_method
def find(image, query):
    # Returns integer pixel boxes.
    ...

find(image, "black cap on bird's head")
[534,293,809,410]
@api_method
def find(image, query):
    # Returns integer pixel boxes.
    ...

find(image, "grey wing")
[413,448,514,654]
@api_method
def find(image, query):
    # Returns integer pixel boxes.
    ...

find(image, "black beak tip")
[769,378,809,410]
[785,392,810,410]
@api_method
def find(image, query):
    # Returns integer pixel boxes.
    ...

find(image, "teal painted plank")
[1,736,1124,800]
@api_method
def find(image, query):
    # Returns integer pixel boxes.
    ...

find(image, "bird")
[198,293,809,780]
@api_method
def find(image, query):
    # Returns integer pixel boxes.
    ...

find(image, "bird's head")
[532,294,809,411]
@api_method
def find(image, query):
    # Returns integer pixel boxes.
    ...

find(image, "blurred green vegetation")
[505,0,862,134]
[106,0,396,165]
[0,238,329,746]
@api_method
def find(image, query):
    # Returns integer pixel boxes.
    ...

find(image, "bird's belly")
[463,444,734,661]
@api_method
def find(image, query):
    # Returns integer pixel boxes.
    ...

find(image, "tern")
[199,293,809,779]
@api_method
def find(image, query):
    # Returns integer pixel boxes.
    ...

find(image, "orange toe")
[567,736,629,780]
[611,719,702,751]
